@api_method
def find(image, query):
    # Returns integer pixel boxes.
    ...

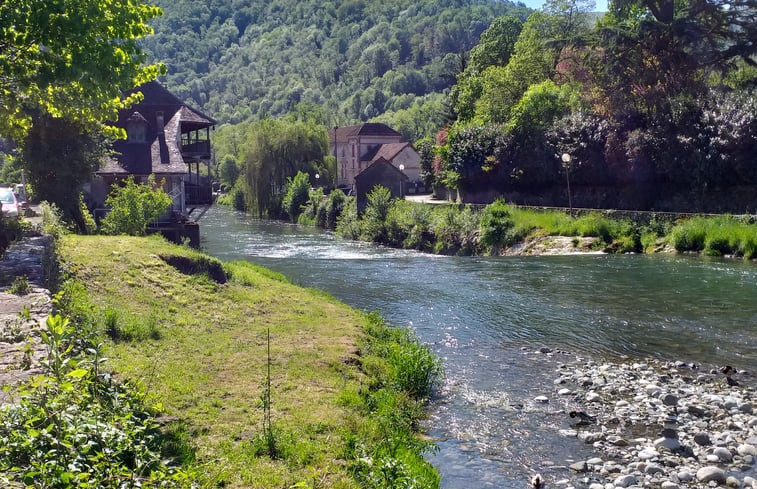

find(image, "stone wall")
[0,236,54,400]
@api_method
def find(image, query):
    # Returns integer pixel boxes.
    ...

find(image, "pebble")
[552,357,756,489]
[534,395,549,403]
[737,444,757,457]
[614,474,638,488]
[713,446,733,462]
[695,432,712,446]
[696,466,726,483]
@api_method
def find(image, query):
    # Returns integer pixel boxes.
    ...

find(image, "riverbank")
[532,347,757,489]
[245,188,757,259]
[1,234,442,488]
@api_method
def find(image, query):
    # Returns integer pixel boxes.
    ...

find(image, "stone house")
[328,123,421,192]
[355,157,409,214]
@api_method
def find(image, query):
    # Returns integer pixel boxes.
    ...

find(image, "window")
[126,121,146,142]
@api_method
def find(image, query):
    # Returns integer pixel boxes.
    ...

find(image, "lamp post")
[561,153,573,217]
[315,173,320,188]
[398,164,405,198]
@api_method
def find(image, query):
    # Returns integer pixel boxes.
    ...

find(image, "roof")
[354,157,409,182]
[98,81,215,176]
[329,123,402,142]
[361,142,413,162]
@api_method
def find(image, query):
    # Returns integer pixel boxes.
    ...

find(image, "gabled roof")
[98,81,215,176]
[361,142,413,163]
[329,123,402,142]
[354,157,408,182]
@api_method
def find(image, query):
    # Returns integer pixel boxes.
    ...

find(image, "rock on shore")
[552,356,756,488]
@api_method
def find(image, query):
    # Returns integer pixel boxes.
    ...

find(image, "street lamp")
[315,173,320,188]
[398,164,405,198]
[561,153,573,217]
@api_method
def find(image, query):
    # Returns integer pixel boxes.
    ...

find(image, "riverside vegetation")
[0,232,443,488]
[237,179,757,260]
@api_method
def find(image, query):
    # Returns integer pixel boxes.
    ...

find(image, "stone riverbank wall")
[0,236,55,399]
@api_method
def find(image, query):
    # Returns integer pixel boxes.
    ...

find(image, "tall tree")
[20,115,107,231]
[0,0,164,140]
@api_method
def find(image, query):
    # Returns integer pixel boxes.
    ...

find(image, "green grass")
[58,234,440,488]
[669,216,757,259]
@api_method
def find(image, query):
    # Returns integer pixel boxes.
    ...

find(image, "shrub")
[361,186,394,243]
[479,199,515,253]
[282,171,311,222]
[78,194,97,235]
[324,189,347,230]
[39,201,69,238]
[0,314,190,487]
[335,198,361,240]
[8,275,31,295]
[101,175,172,236]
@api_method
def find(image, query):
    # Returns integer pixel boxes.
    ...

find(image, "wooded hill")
[141,0,529,127]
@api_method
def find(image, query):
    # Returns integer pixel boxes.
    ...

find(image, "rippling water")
[200,206,757,488]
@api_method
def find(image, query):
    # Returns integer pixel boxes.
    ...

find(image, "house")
[89,81,216,245]
[354,157,409,214]
[328,123,421,192]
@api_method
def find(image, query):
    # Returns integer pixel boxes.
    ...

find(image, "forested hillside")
[142,0,529,128]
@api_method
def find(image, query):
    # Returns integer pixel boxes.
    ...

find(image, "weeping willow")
[241,118,333,218]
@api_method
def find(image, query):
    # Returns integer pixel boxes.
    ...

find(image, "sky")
[518,0,609,13]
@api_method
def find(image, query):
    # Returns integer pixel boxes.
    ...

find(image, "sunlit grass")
[58,235,440,488]
[669,216,757,259]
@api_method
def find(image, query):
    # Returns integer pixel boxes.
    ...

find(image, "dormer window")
[126,112,148,142]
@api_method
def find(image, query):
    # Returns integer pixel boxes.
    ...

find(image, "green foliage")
[39,201,70,239]
[335,197,361,240]
[505,80,578,134]
[240,119,328,218]
[142,0,525,124]
[219,154,240,189]
[20,116,108,231]
[469,16,523,72]
[430,205,481,255]
[669,216,757,259]
[346,313,443,489]
[0,314,190,488]
[0,153,23,186]
[104,308,163,342]
[361,186,394,243]
[101,175,172,236]
[8,275,31,295]
[0,0,164,140]
[282,171,312,222]
[79,194,97,235]
[479,199,516,253]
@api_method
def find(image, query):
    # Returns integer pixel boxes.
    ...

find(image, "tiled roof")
[329,123,402,142]
[368,142,412,163]
[99,81,214,176]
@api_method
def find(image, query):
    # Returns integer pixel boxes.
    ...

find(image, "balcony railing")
[181,140,211,158]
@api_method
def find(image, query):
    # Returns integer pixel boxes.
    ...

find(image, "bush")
[78,194,97,234]
[39,201,69,238]
[101,175,172,236]
[361,186,394,243]
[479,199,515,253]
[0,314,190,487]
[324,189,347,230]
[282,171,311,222]
[335,198,361,240]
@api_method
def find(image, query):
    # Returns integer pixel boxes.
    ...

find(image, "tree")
[469,16,523,72]
[20,114,107,231]
[219,154,240,189]
[241,119,328,218]
[100,175,172,236]
[0,0,164,140]
[282,171,311,222]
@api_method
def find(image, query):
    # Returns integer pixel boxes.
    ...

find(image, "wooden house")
[89,82,216,244]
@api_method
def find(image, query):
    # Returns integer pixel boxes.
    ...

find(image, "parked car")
[0,187,20,217]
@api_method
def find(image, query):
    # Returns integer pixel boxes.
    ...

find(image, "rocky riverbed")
[542,351,756,489]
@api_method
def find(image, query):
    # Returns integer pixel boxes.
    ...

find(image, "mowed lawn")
[59,235,371,488]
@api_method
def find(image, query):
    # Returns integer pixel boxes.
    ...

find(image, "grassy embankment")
[325,194,757,259]
[55,234,441,488]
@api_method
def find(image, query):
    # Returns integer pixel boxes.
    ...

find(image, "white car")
[0,187,20,217]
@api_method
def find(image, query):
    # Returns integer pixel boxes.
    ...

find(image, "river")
[200,205,757,488]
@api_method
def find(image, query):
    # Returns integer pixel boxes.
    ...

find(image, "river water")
[200,205,757,488]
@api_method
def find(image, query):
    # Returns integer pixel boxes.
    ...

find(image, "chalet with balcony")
[90,81,215,244]
[329,123,421,192]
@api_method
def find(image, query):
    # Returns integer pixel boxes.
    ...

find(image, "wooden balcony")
[181,139,211,159]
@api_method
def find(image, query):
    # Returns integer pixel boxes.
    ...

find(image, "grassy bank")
[32,235,441,488]
[294,187,757,259]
